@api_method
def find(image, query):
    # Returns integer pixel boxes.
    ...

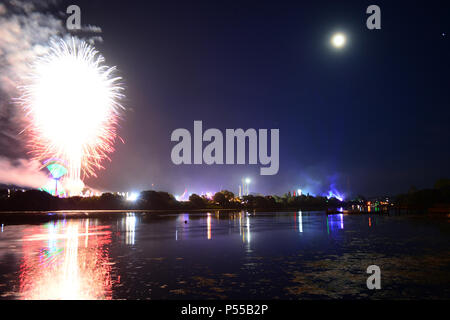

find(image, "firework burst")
[18,37,124,195]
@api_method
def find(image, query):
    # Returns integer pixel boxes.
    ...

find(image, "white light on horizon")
[126,192,139,201]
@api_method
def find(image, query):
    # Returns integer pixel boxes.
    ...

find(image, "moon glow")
[331,33,346,48]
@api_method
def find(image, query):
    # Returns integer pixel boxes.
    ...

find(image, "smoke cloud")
[0,157,48,189]
[0,0,65,99]
[0,1,65,159]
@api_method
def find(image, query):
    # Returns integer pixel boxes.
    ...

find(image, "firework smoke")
[0,1,65,156]
[0,156,48,189]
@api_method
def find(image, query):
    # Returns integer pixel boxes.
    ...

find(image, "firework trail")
[18,37,124,195]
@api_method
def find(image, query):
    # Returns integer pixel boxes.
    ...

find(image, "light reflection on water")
[124,213,137,245]
[0,211,449,300]
[17,219,117,300]
[207,213,212,240]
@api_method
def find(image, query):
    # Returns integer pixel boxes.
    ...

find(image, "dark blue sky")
[63,0,449,198]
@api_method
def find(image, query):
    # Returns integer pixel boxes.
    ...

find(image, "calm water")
[0,211,449,300]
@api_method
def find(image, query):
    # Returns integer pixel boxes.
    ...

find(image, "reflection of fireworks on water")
[18,37,124,196]
[19,220,116,300]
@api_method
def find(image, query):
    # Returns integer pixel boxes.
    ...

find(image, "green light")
[46,163,68,179]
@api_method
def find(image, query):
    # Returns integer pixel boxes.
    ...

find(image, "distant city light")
[326,190,345,202]
[175,188,188,201]
[204,192,214,200]
[241,178,251,197]
[126,192,139,201]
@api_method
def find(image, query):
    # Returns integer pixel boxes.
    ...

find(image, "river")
[0,211,448,299]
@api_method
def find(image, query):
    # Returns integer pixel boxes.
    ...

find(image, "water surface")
[0,211,449,299]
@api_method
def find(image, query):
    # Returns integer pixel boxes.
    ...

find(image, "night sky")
[23,1,450,197]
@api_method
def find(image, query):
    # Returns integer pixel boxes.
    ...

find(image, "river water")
[0,211,449,299]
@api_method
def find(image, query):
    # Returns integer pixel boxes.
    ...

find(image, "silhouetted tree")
[435,178,450,190]
[213,192,227,206]
[139,191,179,209]
[189,193,207,208]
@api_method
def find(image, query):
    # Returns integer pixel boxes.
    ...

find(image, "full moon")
[331,33,346,48]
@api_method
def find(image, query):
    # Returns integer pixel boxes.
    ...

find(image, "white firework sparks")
[18,37,124,195]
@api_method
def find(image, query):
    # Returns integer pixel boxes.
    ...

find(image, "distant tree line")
[394,179,450,211]
[1,178,449,213]
[0,189,344,212]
